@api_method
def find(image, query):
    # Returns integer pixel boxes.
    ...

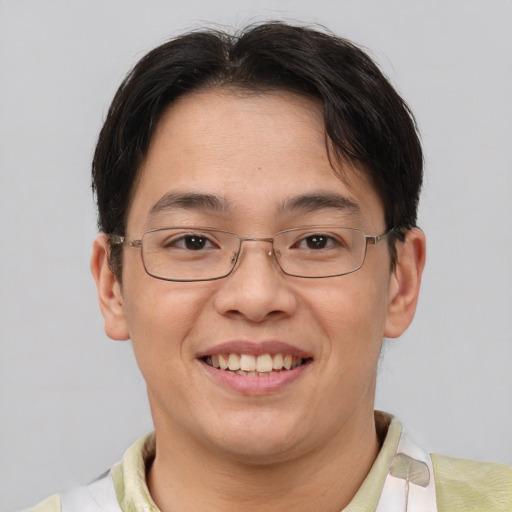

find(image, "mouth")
[201,353,312,376]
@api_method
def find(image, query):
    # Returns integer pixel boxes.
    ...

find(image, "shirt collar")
[111,411,403,512]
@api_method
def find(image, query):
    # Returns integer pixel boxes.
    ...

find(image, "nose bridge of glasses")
[228,237,281,279]
[239,236,275,257]
[227,236,281,279]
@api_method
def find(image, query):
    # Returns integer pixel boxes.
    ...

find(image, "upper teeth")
[205,353,303,373]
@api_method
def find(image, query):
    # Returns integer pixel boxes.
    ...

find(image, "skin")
[91,89,426,512]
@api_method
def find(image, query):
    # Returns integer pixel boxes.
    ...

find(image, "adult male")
[27,22,511,512]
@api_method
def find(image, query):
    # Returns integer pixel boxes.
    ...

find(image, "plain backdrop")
[1,1,511,510]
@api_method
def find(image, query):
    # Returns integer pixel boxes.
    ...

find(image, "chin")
[216,437,301,466]
[201,414,310,465]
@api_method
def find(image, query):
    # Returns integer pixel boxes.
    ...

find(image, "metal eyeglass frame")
[110,226,395,282]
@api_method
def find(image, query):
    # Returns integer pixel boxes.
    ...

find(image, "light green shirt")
[23,413,512,512]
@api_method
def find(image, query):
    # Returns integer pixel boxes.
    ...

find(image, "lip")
[200,358,311,394]
[197,340,314,395]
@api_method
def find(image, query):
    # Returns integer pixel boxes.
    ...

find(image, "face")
[94,89,420,464]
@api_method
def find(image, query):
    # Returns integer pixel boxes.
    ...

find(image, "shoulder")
[20,470,122,512]
[20,494,61,512]
[432,453,512,511]
[18,432,155,512]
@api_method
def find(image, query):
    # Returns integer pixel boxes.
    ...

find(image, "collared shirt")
[23,412,512,512]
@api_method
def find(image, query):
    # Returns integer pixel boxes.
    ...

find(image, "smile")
[202,353,309,376]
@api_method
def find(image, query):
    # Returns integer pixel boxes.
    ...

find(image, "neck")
[147,410,380,512]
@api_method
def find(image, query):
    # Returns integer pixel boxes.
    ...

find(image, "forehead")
[128,89,384,232]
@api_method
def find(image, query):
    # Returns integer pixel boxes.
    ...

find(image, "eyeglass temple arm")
[366,229,395,245]
[109,235,142,248]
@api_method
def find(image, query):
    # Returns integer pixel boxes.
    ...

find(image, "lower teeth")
[234,370,277,376]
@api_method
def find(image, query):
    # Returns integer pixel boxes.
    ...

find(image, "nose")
[213,239,298,323]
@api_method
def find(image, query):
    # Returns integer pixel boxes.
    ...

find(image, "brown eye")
[183,235,208,250]
[162,233,217,251]
[294,233,340,250]
[304,234,329,249]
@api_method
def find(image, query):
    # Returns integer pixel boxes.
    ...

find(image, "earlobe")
[384,228,426,339]
[90,234,130,341]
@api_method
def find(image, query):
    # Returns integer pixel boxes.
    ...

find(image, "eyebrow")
[278,192,361,216]
[147,190,360,220]
[149,192,232,217]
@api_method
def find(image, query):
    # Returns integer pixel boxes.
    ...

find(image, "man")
[26,22,510,512]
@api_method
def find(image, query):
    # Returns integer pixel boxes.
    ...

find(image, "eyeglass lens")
[140,227,369,281]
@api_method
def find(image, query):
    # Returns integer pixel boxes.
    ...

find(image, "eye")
[163,233,217,251]
[295,233,339,250]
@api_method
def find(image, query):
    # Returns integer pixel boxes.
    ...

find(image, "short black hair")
[92,21,423,280]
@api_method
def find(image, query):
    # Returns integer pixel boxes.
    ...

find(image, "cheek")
[121,278,214,372]
[304,273,390,358]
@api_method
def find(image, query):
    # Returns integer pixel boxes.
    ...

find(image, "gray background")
[1,1,511,510]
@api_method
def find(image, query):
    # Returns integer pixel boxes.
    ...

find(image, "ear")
[90,234,130,341]
[384,228,426,338]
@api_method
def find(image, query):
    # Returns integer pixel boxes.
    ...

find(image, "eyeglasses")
[110,226,393,282]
